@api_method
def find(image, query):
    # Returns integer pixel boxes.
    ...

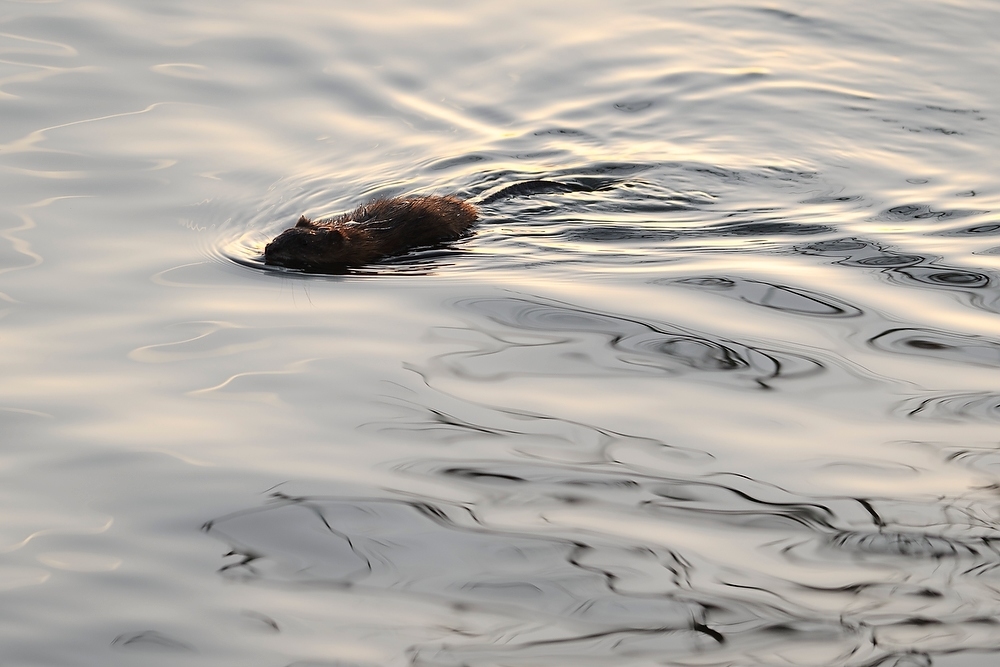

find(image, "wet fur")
[264,195,477,273]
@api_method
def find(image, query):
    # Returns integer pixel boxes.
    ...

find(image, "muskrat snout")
[264,225,351,271]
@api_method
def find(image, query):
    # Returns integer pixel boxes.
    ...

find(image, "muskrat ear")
[295,215,313,228]
[323,227,346,246]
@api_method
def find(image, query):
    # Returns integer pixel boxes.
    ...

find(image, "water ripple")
[897,392,1000,423]
[869,328,1000,367]
[203,474,1000,667]
[799,238,1000,313]
[452,295,829,389]
[661,276,863,317]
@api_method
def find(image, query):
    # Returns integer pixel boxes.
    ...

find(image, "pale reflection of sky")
[1,0,1000,665]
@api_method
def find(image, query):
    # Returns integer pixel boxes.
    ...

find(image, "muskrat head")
[263,225,348,272]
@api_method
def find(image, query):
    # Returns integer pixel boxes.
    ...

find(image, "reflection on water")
[801,238,1000,314]
[204,465,1000,666]
[3,0,1000,665]
[662,276,863,317]
[201,286,1000,664]
[901,392,1000,424]
[871,328,1000,367]
[451,295,829,389]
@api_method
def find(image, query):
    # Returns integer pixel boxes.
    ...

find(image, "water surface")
[2,1,1000,665]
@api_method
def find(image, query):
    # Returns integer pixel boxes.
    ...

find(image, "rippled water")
[3,0,1000,665]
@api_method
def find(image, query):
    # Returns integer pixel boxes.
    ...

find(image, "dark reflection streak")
[412,502,449,523]
[901,618,943,626]
[964,559,1000,577]
[907,398,936,418]
[870,327,1000,367]
[692,622,726,643]
[798,583,868,594]
[271,492,337,533]
[443,462,843,532]
[444,468,527,483]
[642,500,833,531]
[832,532,977,558]
[458,295,827,389]
[798,237,1000,313]
[898,391,1000,423]
[914,589,943,598]
[966,616,999,625]
[798,583,943,600]
[722,581,795,603]
[704,473,837,525]
[430,461,992,565]
[857,499,885,527]
[111,631,195,652]
[644,490,835,530]
[373,394,531,440]
[218,547,263,576]
[426,408,505,436]
[378,384,715,461]
[242,611,280,632]
[864,654,932,667]
[741,285,849,316]
[662,276,863,318]
[201,494,311,573]
[513,624,725,649]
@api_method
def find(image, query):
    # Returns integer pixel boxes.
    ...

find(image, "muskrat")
[264,195,477,273]
[263,180,598,273]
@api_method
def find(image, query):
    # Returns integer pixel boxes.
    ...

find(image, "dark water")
[2,0,1000,665]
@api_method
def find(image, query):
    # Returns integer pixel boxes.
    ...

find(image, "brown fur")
[264,195,478,273]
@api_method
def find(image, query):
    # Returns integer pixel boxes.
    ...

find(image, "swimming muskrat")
[264,195,477,273]
[263,180,595,273]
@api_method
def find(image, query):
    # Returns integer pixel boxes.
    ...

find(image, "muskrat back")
[264,195,477,273]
